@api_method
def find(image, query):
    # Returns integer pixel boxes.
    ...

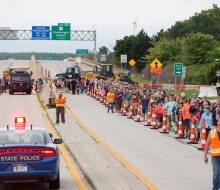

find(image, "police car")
[0,117,62,189]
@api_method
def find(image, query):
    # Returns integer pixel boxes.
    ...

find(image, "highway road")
[0,59,213,190]
[40,59,213,190]
[0,61,82,190]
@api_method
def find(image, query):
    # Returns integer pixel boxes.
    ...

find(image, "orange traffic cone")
[176,113,184,138]
[198,119,206,150]
[121,99,127,116]
[128,103,133,119]
[160,111,169,134]
[135,102,141,122]
[188,117,198,144]
[151,108,157,129]
[145,105,151,126]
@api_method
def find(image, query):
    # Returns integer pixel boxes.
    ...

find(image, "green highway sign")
[174,63,183,76]
[58,23,71,26]
[76,49,89,55]
[52,25,71,40]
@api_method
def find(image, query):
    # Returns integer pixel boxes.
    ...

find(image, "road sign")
[58,23,71,26]
[120,55,127,63]
[216,71,220,77]
[150,67,162,74]
[150,58,163,68]
[174,63,183,76]
[100,54,107,62]
[52,25,70,40]
[76,49,89,55]
[32,26,50,40]
[129,59,136,66]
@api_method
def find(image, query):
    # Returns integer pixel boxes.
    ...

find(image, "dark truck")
[9,71,33,95]
[53,66,81,84]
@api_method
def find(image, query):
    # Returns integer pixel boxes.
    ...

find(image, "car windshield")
[11,75,30,81]
[0,130,46,145]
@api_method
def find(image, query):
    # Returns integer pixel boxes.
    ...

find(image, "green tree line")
[111,6,220,85]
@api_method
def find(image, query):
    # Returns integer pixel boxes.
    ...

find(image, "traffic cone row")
[87,92,208,150]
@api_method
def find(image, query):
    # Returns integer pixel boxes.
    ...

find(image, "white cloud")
[0,0,218,52]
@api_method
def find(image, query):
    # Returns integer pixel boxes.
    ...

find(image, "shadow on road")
[0,182,49,190]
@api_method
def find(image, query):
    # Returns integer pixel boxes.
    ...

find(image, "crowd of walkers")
[52,77,220,142]
[84,78,219,142]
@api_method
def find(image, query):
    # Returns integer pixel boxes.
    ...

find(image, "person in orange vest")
[107,89,114,113]
[55,92,66,124]
[204,117,220,190]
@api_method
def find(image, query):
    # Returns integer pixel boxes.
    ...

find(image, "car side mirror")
[53,139,62,144]
[49,133,53,138]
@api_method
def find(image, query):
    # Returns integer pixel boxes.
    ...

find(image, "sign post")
[150,58,163,85]
[100,54,107,62]
[120,55,127,71]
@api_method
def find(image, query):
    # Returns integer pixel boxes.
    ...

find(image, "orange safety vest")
[210,129,220,156]
[55,96,66,107]
[107,92,114,103]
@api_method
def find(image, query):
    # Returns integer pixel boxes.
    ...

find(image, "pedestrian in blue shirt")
[199,106,213,138]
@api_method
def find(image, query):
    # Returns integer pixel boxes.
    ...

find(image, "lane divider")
[35,94,88,190]
[65,105,158,190]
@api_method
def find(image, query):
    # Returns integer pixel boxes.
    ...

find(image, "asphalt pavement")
[0,60,79,190]
[40,59,213,190]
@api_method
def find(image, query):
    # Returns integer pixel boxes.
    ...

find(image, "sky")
[0,0,218,53]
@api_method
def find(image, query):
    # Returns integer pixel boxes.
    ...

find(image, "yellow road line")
[35,94,88,190]
[65,105,158,190]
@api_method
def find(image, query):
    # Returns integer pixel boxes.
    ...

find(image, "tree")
[181,33,218,65]
[99,46,108,54]
[144,38,182,65]
[114,29,152,71]
[163,7,220,41]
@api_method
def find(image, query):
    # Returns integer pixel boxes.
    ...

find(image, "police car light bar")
[15,117,26,124]
[15,117,26,130]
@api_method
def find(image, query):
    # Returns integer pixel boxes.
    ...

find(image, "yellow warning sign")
[129,59,136,66]
[150,58,162,68]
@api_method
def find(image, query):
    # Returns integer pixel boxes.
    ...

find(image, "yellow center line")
[65,105,158,190]
[35,94,88,190]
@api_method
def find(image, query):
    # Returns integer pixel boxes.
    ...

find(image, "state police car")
[0,117,62,189]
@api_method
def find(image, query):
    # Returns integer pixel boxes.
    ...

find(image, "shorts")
[142,107,147,114]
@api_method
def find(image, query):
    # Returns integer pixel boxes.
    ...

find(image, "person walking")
[204,117,220,190]
[107,89,114,113]
[182,98,192,138]
[71,78,77,95]
[164,95,176,131]
[199,106,213,138]
[55,92,66,124]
